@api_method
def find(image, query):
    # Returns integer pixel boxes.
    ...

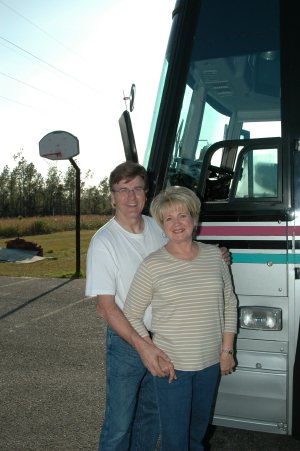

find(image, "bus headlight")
[239,307,282,330]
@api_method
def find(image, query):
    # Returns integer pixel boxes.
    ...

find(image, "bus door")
[195,137,290,434]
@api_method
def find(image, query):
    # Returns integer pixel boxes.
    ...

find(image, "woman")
[124,186,237,451]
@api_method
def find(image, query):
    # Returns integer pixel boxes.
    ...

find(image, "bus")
[120,0,300,437]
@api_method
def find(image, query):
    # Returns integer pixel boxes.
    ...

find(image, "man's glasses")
[112,186,146,196]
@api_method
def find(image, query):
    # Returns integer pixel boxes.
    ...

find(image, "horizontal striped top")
[124,242,237,371]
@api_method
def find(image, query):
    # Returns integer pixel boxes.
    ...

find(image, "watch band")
[221,349,234,355]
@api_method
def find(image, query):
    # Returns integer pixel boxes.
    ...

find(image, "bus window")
[199,137,281,205]
[166,89,230,190]
[234,148,278,199]
[144,59,169,165]
[243,121,281,139]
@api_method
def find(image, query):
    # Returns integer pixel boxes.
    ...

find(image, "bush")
[30,220,52,235]
[0,215,111,238]
[0,225,18,238]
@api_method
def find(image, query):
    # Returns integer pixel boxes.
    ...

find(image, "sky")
[0,0,175,185]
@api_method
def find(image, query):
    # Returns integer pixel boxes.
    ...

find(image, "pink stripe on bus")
[196,226,300,237]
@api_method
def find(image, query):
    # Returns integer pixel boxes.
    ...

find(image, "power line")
[0,71,79,107]
[0,40,97,105]
[0,0,88,63]
[0,39,39,65]
[0,35,100,94]
[0,94,43,113]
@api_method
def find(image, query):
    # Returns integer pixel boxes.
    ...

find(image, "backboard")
[39,130,79,160]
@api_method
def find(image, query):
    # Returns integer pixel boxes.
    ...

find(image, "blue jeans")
[154,364,220,451]
[99,327,160,451]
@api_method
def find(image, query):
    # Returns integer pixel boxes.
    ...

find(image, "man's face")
[111,176,147,219]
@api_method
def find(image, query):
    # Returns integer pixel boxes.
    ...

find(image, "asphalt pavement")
[1,275,300,451]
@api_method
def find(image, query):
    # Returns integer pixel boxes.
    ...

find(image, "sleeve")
[124,261,153,337]
[221,259,238,333]
[85,236,117,297]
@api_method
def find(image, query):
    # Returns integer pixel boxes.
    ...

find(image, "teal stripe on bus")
[232,253,300,264]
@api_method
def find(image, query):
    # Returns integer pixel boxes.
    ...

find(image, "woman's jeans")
[98,327,160,451]
[154,364,220,451]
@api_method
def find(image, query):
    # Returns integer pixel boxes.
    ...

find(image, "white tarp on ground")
[0,248,46,263]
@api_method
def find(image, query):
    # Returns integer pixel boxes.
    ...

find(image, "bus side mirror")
[118,110,138,163]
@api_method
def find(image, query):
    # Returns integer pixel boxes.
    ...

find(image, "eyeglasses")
[112,186,146,196]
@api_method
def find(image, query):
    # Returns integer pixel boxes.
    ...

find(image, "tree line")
[0,153,111,217]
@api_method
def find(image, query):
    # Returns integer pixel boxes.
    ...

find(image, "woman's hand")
[158,356,177,383]
[220,351,235,376]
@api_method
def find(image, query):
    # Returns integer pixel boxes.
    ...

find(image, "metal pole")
[69,158,81,277]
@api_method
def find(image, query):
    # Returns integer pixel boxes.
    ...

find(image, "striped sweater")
[124,242,237,371]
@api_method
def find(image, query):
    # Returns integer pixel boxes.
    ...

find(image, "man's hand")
[219,246,231,266]
[135,336,176,382]
[96,296,177,382]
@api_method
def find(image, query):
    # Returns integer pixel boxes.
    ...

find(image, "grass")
[0,215,112,278]
[0,229,96,278]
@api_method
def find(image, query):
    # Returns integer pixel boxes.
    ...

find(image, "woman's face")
[161,204,195,244]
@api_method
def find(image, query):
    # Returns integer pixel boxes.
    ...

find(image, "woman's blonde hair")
[150,186,201,226]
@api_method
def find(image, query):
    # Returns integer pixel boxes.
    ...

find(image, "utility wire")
[0,35,100,94]
[0,94,43,113]
[0,39,39,65]
[0,71,79,107]
[0,0,88,63]
[0,40,97,106]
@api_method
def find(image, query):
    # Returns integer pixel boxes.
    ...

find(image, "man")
[85,161,229,450]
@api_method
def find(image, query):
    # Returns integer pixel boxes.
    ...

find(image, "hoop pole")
[69,158,81,277]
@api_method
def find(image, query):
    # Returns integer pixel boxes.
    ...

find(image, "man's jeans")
[98,327,160,451]
[154,364,220,451]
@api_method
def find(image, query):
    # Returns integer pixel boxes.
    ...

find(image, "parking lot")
[1,275,300,450]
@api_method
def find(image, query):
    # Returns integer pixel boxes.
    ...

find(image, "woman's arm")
[220,331,236,375]
[220,258,238,375]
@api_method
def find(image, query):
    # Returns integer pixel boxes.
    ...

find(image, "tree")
[0,151,112,216]
[98,177,111,213]
[9,153,44,216]
[0,165,11,216]
[63,166,76,214]
[44,166,65,215]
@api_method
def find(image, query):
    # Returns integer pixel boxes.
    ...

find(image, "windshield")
[146,0,281,199]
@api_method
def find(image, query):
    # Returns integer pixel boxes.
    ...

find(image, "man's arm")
[96,295,175,381]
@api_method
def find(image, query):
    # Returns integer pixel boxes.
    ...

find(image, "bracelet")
[221,349,234,355]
